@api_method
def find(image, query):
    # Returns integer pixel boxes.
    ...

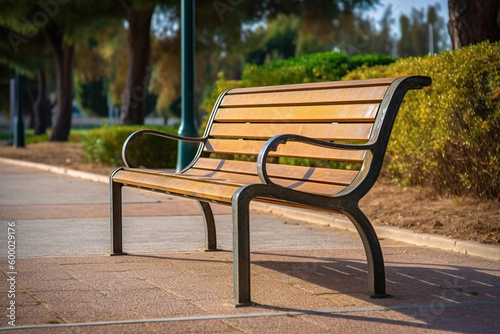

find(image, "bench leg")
[110,180,125,255]
[198,201,218,251]
[232,196,253,306]
[343,206,390,298]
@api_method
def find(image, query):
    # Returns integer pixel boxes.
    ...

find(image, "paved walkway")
[0,159,499,333]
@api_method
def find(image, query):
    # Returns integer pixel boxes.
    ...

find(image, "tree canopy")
[0,0,124,140]
[2,0,495,142]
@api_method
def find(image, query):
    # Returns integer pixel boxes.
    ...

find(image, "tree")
[0,1,124,141]
[0,64,15,118]
[244,14,301,65]
[368,5,395,55]
[119,1,155,125]
[448,0,500,49]
[427,5,449,54]
[32,69,53,134]
[0,23,52,135]
[137,0,383,126]
[42,23,75,141]
[397,5,448,58]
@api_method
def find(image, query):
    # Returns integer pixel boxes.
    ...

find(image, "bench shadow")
[251,251,500,332]
[127,251,499,332]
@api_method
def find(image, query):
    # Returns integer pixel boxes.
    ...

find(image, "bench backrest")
[189,76,431,198]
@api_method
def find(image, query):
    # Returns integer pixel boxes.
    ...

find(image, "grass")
[0,128,95,145]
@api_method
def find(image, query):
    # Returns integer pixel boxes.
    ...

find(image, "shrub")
[344,41,500,200]
[241,52,394,86]
[83,125,179,168]
[201,52,394,131]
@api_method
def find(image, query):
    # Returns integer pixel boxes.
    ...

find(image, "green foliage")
[200,73,247,133]
[83,125,179,168]
[0,129,48,144]
[0,64,15,116]
[397,5,449,58]
[242,51,394,87]
[26,132,49,144]
[345,41,500,200]
[244,14,301,65]
[241,52,393,87]
[242,51,351,86]
[74,79,108,117]
[201,51,394,130]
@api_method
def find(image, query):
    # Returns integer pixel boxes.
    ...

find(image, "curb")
[0,157,108,183]
[251,203,500,261]
[2,157,499,261]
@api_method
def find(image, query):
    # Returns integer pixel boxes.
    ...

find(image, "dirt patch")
[0,142,116,175]
[1,141,499,246]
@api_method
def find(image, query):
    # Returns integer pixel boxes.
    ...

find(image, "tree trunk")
[44,26,75,142]
[33,70,52,135]
[120,2,154,125]
[448,0,500,49]
[26,90,36,129]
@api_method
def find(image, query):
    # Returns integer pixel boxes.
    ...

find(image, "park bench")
[110,75,432,306]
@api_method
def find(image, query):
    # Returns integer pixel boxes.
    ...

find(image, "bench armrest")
[122,129,207,168]
[256,134,375,185]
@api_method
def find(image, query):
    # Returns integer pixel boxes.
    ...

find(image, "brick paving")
[0,160,499,333]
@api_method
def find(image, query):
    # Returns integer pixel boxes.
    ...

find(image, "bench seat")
[110,75,432,306]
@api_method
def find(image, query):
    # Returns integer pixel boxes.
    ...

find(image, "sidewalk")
[0,159,499,333]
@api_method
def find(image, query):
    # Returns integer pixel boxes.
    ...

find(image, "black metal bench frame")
[110,75,432,306]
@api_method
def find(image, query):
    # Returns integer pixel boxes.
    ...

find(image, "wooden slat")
[113,169,238,203]
[204,139,366,162]
[183,169,345,196]
[214,104,380,123]
[209,123,372,141]
[190,158,359,186]
[183,169,261,184]
[114,167,345,201]
[228,77,396,94]
[220,86,387,108]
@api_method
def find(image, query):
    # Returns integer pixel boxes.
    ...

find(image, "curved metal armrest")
[122,129,207,167]
[256,134,375,185]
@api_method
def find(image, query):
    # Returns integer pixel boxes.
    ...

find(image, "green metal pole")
[177,0,198,172]
[14,70,25,148]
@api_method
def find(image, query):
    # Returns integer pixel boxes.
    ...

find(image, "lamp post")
[14,70,25,148]
[176,0,198,171]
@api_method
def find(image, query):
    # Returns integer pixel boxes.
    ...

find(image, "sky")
[367,0,449,35]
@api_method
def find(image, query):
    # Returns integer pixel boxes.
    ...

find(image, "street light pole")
[177,0,198,172]
[14,70,25,148]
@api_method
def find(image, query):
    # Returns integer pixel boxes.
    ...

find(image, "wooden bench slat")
[227,77,395,94]
[114,169,238,203]
[214,104,380,123]
[204,139,366,162]
[192,158,358,186]
[182,168,345,196]
[114,168,345,202]
[209,123,372,141]
[186,166,347,188]
[183,168,345,195]
[220,86,387,107]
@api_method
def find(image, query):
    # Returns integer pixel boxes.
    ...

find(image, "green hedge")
[83,125,179,168]
[241,52,394,86]
[201,51,394,130]
[344,41,500,200]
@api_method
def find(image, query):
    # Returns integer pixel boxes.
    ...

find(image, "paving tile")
[1,160,499,333]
